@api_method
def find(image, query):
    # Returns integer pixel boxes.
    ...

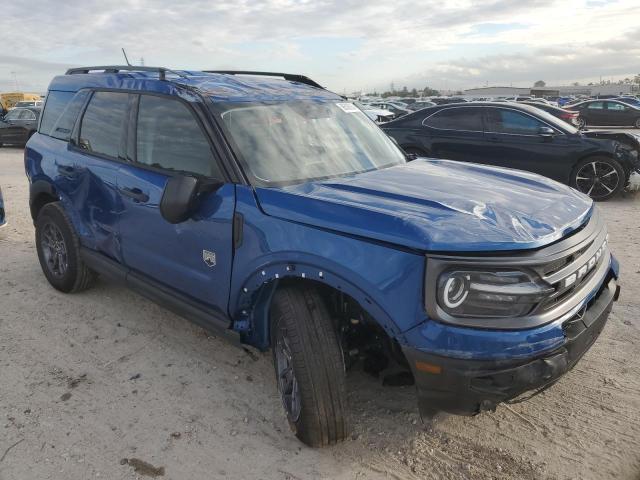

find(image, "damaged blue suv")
[26,66,620,447]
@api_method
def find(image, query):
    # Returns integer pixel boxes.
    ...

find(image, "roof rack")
[203,70,324,90]
[65,65,188,81]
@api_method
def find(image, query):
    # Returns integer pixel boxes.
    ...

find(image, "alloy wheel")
[575,161,620,199]
[40,222,69,277]
[275,331,301,423]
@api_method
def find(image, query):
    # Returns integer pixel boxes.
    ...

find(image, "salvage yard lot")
[1,147,639,479]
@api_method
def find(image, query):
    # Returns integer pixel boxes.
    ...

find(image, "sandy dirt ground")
[1,146,639,480]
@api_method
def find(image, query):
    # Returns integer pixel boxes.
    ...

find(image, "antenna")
[122,48,132,66]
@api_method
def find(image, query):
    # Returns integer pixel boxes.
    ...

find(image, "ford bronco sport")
[26,66,620,447]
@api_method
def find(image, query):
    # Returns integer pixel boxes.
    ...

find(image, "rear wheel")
[270,284,349,447]
[571,157,625,201]
[576,117,586,128]
[36,202,96,292]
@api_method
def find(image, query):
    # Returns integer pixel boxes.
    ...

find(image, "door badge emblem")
[203,250,216,268]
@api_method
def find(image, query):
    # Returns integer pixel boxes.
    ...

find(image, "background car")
[406,100,437,111]
[567,99,640,128]
[521,101,580,125]
[366,101,411,117]
[354,102,396,123]
[12,100,44,109]
[382,102,640,200]
[0,107,41,146]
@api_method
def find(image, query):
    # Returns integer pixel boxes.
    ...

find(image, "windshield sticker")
[336,102,359,113]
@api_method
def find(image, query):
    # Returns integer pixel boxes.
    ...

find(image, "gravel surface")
[1,146,639,480]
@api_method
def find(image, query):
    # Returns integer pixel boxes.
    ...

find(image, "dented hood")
[254,159,594,252]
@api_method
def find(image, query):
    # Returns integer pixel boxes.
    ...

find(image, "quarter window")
[423,107,483,131]
[18,109,36,120]
[135,95,219,177]
[39,91,75,135]
[485,109,545,135]
[79,92,129,158]
[50,90,90,141]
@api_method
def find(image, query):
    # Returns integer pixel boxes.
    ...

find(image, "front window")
[212,100,406,186]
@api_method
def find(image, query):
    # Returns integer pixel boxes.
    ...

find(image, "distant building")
[464,84,635,98]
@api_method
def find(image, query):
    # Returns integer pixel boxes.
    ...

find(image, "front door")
[483,107,575,182]
[117,94,235,315]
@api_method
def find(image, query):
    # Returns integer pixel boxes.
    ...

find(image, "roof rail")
[203,70,324,90]
[65,65,188,81]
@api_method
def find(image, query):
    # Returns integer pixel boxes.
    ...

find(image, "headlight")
[437,270,553,318]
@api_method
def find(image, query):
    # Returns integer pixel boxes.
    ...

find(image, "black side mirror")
[160,175,223,224]
[538,126,555,138]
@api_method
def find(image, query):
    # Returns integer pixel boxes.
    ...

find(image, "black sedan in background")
[566,99,640,128]
[0,107,40,146]
[383,102,640,200]
[520,101,579,126]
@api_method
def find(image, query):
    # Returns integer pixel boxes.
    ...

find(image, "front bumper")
[403,275,618,417]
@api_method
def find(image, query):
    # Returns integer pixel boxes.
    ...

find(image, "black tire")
[270,284,349,447]
[634,118,640,129]
[35,202,96,293]
[576,117,586,128]
[570,156,625,201]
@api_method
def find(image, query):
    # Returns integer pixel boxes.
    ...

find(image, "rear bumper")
[403,275,618,417]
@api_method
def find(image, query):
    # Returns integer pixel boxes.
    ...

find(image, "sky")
[1,0,639,94]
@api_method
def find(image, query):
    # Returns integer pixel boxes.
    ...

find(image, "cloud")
[0,0,638,92]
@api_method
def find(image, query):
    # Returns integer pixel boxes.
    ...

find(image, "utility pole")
[10,71,19,91]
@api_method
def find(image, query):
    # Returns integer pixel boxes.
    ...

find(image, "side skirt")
[81,248,240,345]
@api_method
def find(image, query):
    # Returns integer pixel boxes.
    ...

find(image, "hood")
[254,159,594,252]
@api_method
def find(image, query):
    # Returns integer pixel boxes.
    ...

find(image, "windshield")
[213,100,406,186]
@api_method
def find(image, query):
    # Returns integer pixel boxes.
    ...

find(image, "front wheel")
[571,157,625,201]
[634,118,640,129]
[270,284,349,447]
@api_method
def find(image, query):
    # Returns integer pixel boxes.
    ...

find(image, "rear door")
[483,107,575,181]
[117,93,235,315]
[604,101,635,126]
[64,90,129,260]
[421,106,487,163]
[583,101,607,125]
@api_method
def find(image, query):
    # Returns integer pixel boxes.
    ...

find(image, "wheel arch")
[30,180,59,221]
[231,260,401,351]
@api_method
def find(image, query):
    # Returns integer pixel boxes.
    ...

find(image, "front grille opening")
[542,242,592,276]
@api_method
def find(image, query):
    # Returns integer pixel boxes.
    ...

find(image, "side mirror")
[538,126,555,138]
[160,175,223,224]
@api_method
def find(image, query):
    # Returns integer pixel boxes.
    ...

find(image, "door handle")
[57,165,76,178]
[120,187,149,203]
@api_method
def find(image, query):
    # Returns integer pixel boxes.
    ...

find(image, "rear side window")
[587,102,604,110]
[50,90,90,141]
[423,107,483,131]
[39,91,74,135]
[135,95,219,177]
[79,92,129,158]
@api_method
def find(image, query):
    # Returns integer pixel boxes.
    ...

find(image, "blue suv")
[26,66,620,447]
